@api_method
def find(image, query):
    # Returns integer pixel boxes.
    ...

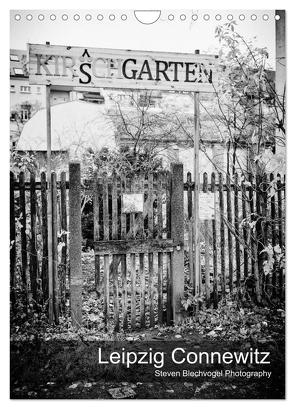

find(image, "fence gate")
[93,164,184,331]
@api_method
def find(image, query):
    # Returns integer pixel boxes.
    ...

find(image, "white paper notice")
[199,192,215,220]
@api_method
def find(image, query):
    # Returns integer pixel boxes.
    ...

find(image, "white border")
[2,1,294,408]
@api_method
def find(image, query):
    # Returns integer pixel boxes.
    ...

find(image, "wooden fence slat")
[211,173,218,308]
[146,173,155,327]
[248,174,261,303]
[218,173,226,297]
[203,173,210,306]
[148,173,153,238]
[121,177,127,239]
[103,255,110,326]
[129,176,136,330]
[166,171,171,239]
[148,252,154,327]
[19,172,28,295]
[226,173,234,292]
[241,181,249,280]
[156,174,163,325]
[93,174,100,241]
[270,173,277,296]
[234,173,241,288]
[40,172,48,302]
[256,175,263,287]
[157,173,163,238]
[60,171,67,312]
[102,175,110,327]
[30,172,38,303]
[277,173,283,247]
[10,172,16,310]
[139,253,145,328]
[103,175,109,241]
[166,252,172,325]
[51,172,59,323]
[277,174,284,297]
[122,253,128,330]
[262,174,270,294]
[111,174,120,332]
[137,173,144,238]
[130,253,136,330]
[157,252,163,325]
[119,176,128,330]
[113,254,119,332]
[112,174,118,240]
[93,174,101,294]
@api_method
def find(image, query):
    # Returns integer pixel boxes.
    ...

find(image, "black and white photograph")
[9,8,286,399]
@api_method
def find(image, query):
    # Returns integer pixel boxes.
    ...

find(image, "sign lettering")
[28,44,217,92]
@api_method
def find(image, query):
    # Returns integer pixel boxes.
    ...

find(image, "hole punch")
[26,14,33,21]
[204,14,210,21]
[192,14,198,21]
[14,14,21,21]
[74,14,80,21]
[227,14,233,21]
[62,14,68,21]
[263,14,269,21]
[38,14,45,21]
[215,14,221,21]
[85,14,92,21]
[168,14,174,21]
[239,14,245,21]
[109,14,115,21]
[275,14,281,20]
[134,10,161,25]
[50,14,56,21]
[97,14,104,21]
[121,14,127,21]
[251,14,257,21]
[180,14,186,21]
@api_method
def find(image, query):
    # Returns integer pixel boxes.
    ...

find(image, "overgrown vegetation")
[10,22,285,337]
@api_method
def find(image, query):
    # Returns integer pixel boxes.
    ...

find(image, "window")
[20,86,31,93]
[138,94,155,107]
[10,55,19,62]
[10,111,18,121]
[14,68,24,75]
[20,109,29,121]
[10,85,15,93]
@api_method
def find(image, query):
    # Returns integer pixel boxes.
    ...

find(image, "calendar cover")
[10,9,286,399]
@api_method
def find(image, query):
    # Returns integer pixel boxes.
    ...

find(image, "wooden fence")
[10,170,68,318]
[183,171,285,306]
[93,170,175,331]
[10,168,285,324]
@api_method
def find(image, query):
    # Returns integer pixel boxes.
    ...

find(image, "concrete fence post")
[69,161,82,327]
[170,163,184,324]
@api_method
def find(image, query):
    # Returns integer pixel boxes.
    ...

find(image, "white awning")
[16,100,116,156]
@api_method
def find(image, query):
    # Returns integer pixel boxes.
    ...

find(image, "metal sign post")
[45,84,54,323]
[193,91,201,296]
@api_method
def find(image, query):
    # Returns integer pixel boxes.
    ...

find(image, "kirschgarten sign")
[28,44,217,92]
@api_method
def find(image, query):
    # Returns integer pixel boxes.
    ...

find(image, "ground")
[10,321,285,399]
[10,252,285,399]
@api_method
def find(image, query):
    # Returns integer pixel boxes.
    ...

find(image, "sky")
[10,9,276,68]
